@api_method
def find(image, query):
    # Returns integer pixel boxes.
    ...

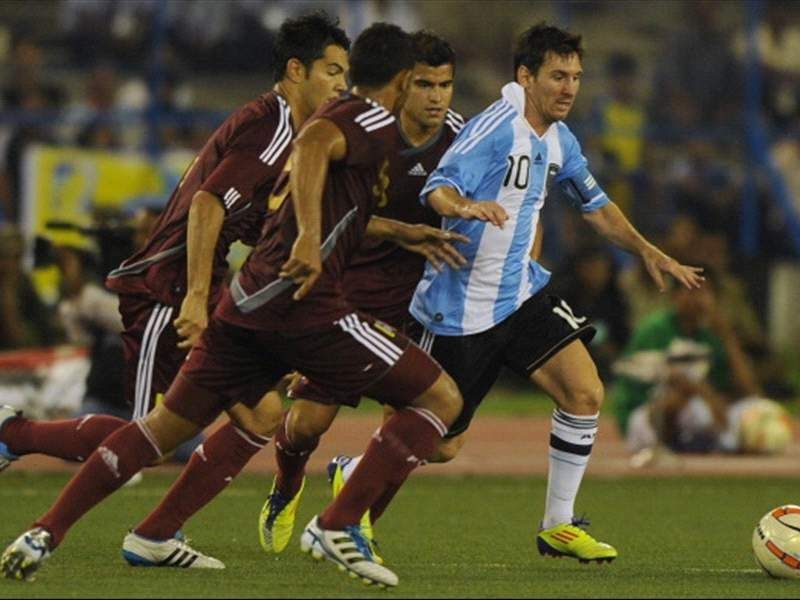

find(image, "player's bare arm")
[279,118,347,300]
[426,185,509,228]
[530,218,543,261]
[366,216,469,271]
[174,190,226,349]
[582,201,705,292]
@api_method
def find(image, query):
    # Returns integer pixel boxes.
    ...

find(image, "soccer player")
[0,12,350,482]
[258,30,466,558]
[328,23,705,564]
[1,23,465,589]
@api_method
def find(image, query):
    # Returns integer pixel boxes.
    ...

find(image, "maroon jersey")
[342,109,464,326]
[218,94,403,331]
[106,91,293,308]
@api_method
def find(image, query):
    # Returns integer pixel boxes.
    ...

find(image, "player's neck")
[352,85,397,113]
[399,110,440,147]
[273,82,311,130]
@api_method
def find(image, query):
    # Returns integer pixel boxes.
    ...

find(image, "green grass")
[1,472,799,598]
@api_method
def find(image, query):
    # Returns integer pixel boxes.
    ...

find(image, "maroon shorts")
[289,312,423,406]
[163,311,442,427]
[119,295,186,420]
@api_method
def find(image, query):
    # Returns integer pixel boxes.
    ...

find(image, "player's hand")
[174,294,208,350]
[456,200,508,228]
[641,245,705,292]
[395,224,470,271]
[280,233,322,301]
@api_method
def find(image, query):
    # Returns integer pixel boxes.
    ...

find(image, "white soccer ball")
[752,505,800,578]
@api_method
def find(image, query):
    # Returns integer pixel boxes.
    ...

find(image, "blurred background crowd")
[0,0,798,461]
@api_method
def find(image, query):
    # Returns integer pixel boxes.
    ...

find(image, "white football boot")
[300,515,397,588]
[122,531,224,569]
[1,527,52,581]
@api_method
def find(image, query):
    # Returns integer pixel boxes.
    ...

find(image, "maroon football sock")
[135,422,270,541]
[34,421,162,548]
[369,482,402,524]
[2,414,127,462]
[274,416,319,499]
[319,408,446,530]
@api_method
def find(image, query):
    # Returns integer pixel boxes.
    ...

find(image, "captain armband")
[557,167,609,213]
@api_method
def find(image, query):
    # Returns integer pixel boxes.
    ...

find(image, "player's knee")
[430,434,465,463]
[565,378,605,414]
[414,371,463,428]
[286,405,332,446]
[143,403,201,454]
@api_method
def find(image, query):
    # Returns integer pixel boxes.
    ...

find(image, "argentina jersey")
[410,82,610,336]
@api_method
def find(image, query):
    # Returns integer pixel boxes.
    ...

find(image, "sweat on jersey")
[410,82,610,336]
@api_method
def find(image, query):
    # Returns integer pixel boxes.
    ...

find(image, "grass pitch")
[0,471,798,598]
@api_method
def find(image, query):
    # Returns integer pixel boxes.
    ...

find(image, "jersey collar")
[501,81,556,140]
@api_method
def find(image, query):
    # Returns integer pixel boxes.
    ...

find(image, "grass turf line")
[0,472,798,598]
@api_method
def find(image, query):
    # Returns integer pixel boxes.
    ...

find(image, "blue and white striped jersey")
[410,82,610,336]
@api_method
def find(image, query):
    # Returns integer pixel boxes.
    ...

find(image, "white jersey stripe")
[348,315,403,360]
[450,101,508,153]
[363,115,396,132]
[354,106,385,123]
[358,110,392,127]
[457,105,515,154]
[258,102,291,162]
[262,119,292,165]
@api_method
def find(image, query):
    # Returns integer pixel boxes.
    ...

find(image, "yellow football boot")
[258,477,305,553]
[537,520,617,563]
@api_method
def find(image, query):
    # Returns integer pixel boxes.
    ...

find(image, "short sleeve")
[201,109,291,212]
[554,125,610,213]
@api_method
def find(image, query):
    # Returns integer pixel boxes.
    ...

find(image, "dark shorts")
[163,311,442,427]
[421,293,595,438]
[288,313,423,407]
[119,295,186,420]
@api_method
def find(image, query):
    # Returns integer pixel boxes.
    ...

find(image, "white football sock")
[341,454,362,483]
[542,408,598,529]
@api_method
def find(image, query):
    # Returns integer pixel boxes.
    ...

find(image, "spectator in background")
[610,266,762,453]
[552,245,629,380]
[0,224,62,350]
[650,1,741,133]
[588,52,645,218]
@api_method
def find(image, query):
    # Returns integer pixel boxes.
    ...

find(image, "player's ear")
[284,58,308,84]
[516,64,533,86]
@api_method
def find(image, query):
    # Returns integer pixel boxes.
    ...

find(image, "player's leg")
[132,390,282,546]
[260,394,339,554]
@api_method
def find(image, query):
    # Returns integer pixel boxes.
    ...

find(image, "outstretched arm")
[366,216,469,271]
[279,119,346,300]
[582,201,704,292]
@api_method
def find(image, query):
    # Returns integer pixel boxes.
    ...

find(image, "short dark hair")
[411,30,456,73]
[273,11,350,81]
[349,23,414,88]
[513,22,583,79]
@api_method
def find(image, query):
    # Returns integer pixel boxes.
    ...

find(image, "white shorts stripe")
[408,407,448,437]
[346,315,402,360]
[134,305,173,419]
[336,315,398,366]
[134,305,167,419]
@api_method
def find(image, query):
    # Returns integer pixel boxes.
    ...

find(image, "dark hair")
[349,23,414,88]
[411,30,456,73]
[273,11,350,81]
[513,22,583,79]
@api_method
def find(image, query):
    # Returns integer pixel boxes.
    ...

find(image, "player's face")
[302,44,350,113]
[402,63,454,130]
[523,51,582,125]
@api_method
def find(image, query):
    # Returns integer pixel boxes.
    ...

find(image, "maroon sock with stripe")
[35,421,162,548]
[274,415,319,499]
[319,408,445,530]
[1,414,127,462]
[135,422,270,540]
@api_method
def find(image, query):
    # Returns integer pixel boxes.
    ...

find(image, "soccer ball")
[752,505,800,578]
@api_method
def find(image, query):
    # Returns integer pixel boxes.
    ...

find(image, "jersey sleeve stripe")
[355,106,386,123]
[358,110,393,127]
[258,104,291,163]
[454,105,514,154]
[363,115,396,132]
[449,101,507,153]
[262,123,292,165]
[446,109,465,124]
